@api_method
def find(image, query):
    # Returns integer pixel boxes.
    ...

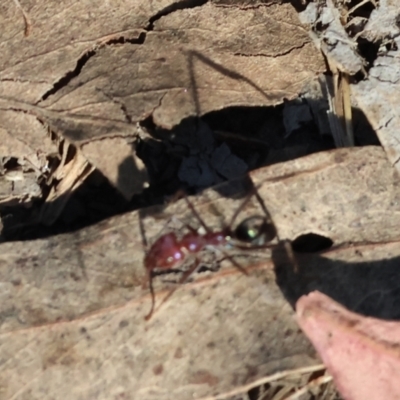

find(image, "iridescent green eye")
[246,229,257,239]
[234,216,277,245]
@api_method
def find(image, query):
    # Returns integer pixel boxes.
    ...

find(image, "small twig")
[346,0,377,21]
[197,364,326,400]
[284,375,333,400]
[13,0,31,36]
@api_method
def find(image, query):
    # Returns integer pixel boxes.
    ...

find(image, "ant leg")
[144,270,156,320]
[253,187,278,241]
[219,249,249,275]
[228,184,260,229]
[138,210,149,249]
[229,184,278,240]
[146,258,201,320]
[170,215,200,235]
[140,210,188,253]
[228,243,275,251]
[209,246,249,276]
[183,196,212,233]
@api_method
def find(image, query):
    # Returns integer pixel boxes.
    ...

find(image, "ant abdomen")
[144,232,185,271]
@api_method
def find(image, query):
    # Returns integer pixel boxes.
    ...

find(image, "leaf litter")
[0,0,400,399]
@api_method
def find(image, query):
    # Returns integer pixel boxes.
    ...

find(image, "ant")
[143,187,277,320]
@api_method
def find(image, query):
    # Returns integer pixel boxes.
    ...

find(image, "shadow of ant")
[186,49,276,118]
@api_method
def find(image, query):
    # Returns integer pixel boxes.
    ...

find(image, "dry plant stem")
[12,0,31,36]
[284,375,333,400]
[345,0,377,21]
[197,365,326,400]
[332,70,348,146]
[340,73,354,147]
[325,65,354,147]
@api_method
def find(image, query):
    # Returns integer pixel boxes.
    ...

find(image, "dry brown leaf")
[1,0,167,100]
[0,110,56,178]
[39,139,95,225]
[0,0,324,199]
[38,2,323,129]
[0,146,399,399]
[0,0,170,198]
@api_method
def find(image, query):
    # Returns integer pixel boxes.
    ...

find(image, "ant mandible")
[143,187,277,320]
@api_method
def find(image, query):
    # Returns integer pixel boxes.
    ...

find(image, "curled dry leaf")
[39,137,95,226]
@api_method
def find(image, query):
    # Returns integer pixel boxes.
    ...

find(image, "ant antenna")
[229,186,257,229]
[253,187,278,241]
[228,184,270,226]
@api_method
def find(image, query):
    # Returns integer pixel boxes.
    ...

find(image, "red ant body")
[144,230,229,272]
[143,192,276,320]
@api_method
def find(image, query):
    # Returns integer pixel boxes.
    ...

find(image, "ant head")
[234,215,277,246]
